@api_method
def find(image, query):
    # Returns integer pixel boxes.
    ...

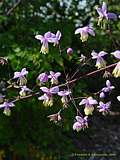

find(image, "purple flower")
[38,93,53,106]
[100,92,105,98]
[58,90,71,97]
[97,101,111,115]
[37,73,48,85]
[20,86,31,92]
[96,2,117,26]
[91,50,107,69]
[67,48,73,55]
[40,86,59,95]
[19,86,32,96]
[58,90,71,107]
[111,50,120,59]
[0,102,15,116]
[102,80,115,93]
[38,93,49,101]
[79,97,98,107]
[99,80,114,98]
[48,71,61,85]
[38,86,59,106]
[49,30,61,46]
[73,116,88,132]
[79,97,98,115]
[13,68,28,79]
[35,31,56,54]
[75,26,95,42]
[13,68,28,86]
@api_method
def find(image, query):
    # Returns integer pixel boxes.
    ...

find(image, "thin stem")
[58,44,82,116]
[58,62,117,88]
[7,62,117,104]
[5,0,22,16]
[69,57,91,80]
[12,91,40,103]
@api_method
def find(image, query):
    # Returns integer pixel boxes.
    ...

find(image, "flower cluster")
[78,96,112,116]
[37,71,61,85]
[72,78,117,131]
[0,1,119,134]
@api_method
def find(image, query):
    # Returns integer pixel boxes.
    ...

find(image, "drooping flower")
[47,112,62,123]
[13,68,28,86]
[35,31,56,54]
[67,48,73,55]
[58,90,71,108]
[38,86,59,106]
[91,50,107,69]
[111,50,120,77]
[111,50,120,59]
[73,116,88,132]
[97,101,111,115]
[79,97,98,115]
[112,62,120,78]
[38,93,53,107]
[103,70,112,78]
[37,72,48,86]
[0,102,15,116]
[19,86,32,97]
[75,26,95,42]
[48,71,61,85]
[13,68,28,79]
[96,2,117,27]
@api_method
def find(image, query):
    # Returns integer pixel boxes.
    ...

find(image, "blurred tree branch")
[5,0,22,16]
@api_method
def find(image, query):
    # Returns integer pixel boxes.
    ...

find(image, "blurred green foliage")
[0,0,120,159]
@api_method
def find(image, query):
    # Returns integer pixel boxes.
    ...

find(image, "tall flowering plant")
[0,1,120,134]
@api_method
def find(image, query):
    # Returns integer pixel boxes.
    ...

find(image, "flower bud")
[67,48,73,55]
[37,73,48,86]
[100,92,105,98]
